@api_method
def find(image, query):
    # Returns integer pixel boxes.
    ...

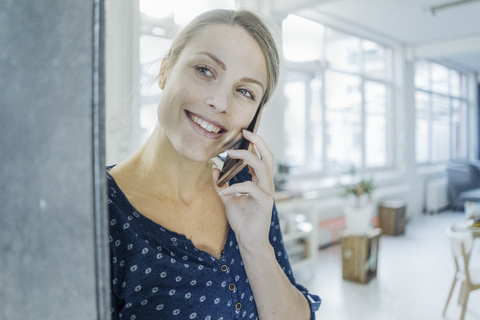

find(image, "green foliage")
[343,178,375,198]
[342,165,375,199]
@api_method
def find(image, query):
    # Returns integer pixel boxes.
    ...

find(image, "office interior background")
[1,0,480,319]
[106,0,480,219]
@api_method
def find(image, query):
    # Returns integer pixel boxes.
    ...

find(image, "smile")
[188,112,224,134]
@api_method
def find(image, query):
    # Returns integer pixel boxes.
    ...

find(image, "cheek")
[238,107,258,130]
[157,85,191,120]
[224,109,258,145]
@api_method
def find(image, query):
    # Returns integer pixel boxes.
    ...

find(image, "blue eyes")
[197,66,213,77]
[237,88,255,101]
[195,65,256,102]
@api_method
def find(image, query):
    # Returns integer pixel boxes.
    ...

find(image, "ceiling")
[273,0,480,72]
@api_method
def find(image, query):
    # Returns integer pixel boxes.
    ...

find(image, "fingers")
[218,181,272,203]
[242,130,274,169]
[226,131,274,191]
[212,167,228,193]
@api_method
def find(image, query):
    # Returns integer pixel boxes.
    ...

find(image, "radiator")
[426,178,449,214]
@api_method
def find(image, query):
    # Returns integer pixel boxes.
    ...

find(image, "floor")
[304,211,480,320]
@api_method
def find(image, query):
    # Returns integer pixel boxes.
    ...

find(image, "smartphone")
[216,106,263,187]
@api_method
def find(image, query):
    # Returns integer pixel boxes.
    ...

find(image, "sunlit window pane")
[365,81,387,167]
[325,71,362,172]
[431,94,450,162]
[363,40,390,80]
[450,70,461,97]
[415,60,429,90]
[139,35,173,143]
[325,28,361,73]
[281,18,392,173]
[325,71,361,111]
[415,91,430,163]
[431,94,449,118]
[309,77,323,171]
[365,81,386,114]
[140,0,234,26]
[139,35,171,97]
[325,112,362,172]
[285,80,306,167]
[415,61,469,163]
[460,74,467,97]
[451,99,468,159]
[365,115,386,167]
[431,63,449,95]
[282,15,324,62]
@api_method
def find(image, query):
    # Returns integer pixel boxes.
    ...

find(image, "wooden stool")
[341,228,381,283]
[378,200,406,236]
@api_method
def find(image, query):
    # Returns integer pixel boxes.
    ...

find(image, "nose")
[205,86,229,113]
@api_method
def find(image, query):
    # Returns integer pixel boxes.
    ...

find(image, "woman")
[108,9,321,319]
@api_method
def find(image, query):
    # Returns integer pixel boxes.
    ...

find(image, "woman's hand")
[212,130,275,255]
[213,131,311,320]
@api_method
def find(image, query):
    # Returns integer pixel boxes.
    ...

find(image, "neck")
[115,126,215,204]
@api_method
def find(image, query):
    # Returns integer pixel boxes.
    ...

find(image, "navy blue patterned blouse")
[108,166,321,319]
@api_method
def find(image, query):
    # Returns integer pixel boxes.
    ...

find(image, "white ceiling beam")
[407,34,480,60]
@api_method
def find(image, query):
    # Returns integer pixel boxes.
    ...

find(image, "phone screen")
[216,107,262,187]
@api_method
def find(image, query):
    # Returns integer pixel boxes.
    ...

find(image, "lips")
[186,111,227,137]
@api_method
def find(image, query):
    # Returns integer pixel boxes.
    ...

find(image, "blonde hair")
[162,9,280,108]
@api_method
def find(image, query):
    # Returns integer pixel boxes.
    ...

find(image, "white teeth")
[189,114,222,133]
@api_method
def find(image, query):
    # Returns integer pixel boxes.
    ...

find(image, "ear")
[158,58,168,89]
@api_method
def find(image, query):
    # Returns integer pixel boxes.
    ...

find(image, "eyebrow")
[240,77,264,92]
[199,52,226,71]
[198,52,265,91]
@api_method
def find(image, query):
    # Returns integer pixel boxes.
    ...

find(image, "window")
[282,15,392,175]
[414,61,469,163]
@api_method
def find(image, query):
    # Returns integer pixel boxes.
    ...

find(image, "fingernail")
[243,129,252,136]
[226,149,237,155]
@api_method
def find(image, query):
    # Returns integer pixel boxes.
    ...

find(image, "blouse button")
[235,302,241,310]
[229,283,235,291]
[221,265,228,272]
[221,249,225,255]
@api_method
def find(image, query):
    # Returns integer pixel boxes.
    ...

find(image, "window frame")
[414,60,470,165]
[282,18,393,177]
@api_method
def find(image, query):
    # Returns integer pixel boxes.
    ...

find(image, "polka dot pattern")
[108,166,320,319]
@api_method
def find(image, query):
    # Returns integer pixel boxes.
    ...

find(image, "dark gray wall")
[0,1,109,319]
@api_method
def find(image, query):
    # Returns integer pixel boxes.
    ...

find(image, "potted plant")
[341,168,375,234]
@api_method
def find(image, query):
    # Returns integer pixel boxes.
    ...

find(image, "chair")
[447,162,480,211]
[443,224,480,320]
[318,217,346,256]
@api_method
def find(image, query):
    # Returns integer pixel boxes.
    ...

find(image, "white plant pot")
[344,203,373,235]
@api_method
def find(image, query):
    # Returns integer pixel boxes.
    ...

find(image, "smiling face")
[157,24,268,163]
